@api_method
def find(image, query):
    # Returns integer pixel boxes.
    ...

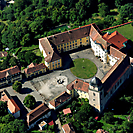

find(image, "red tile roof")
[110,46,126,60]
[63,108,71,115]
[0,90,20,114]
[48,24,92,46]
[27,103,50,126]
[24,63,46,74]
[103,31,128,50]
[67,79,89,93]
[62,123,76,133]
[49,91,71,108]
[48,120,54,126]
[39,37,61,63]
[0,65,21,79]
[102,55,131,93]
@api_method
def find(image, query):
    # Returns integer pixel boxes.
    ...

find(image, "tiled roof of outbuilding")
[67,79,89,93]
[24,63,46,74]
[0,66,21,79]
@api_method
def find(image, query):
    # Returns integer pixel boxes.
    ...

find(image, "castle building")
[39,23,133,112]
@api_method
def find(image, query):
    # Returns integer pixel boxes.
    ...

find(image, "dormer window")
[61,39,64,42]
[48,52,50,54]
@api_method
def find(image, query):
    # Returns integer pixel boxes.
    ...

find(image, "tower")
[89,77,104,112]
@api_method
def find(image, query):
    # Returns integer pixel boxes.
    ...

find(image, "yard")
[70,58,97,79]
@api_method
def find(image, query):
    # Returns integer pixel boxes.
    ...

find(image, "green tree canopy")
[0,101,7,116]
[12,81,22,93]
[2,114,14,124]
[103,112,114,124]
[98,3,109,17]
[23,95,36,109]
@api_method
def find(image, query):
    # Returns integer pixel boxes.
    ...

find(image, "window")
[52,62,54,64]
[93,93,95,96]
[75,43,77,45]
[80,42,82,44]
[70,42,71,44]
[73,41,74,43]
[75,40,77,42]
[86,40,88,42]
[73,44,74,46]
[93,99,95,101]
[86,36,88,39]
[64,43,66,46]
[80,38,82,41]
[70,45,72,47]
[58,59,60,62]
[67,43,69,45]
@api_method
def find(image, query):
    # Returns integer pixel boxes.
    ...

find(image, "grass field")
[105,24,133,41]
[70,58,97,79]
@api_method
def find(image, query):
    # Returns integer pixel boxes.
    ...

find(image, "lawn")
[70,58,97,79]
[105,24,133,41]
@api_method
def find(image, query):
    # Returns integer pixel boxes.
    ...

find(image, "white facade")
[90,38,107,63]
[108,55,118,66]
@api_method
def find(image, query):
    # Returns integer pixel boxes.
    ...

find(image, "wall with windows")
[57,36,90,53]
[47,59,62,71]
[26,68,46,78]
[90,38,107,63]
[108,55,118,66]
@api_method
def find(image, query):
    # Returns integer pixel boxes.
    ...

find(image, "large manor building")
[39,23,133,112]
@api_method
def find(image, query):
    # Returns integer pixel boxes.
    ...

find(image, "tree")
[103,112,114,124]
[98,3,109,17]
[24,51,36,65]
[9,57,18,66]
[2,114,14,124]
[119,3,133,20]
[12,81,22,93]
[0,101,7,116]
[23,95,36,109]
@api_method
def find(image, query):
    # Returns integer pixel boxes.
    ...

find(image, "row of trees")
[12,81,36,109]
[0,0,133,50]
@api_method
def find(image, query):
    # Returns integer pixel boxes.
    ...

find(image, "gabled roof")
[0,65,21,79]
[63,108,71,115]
[67,79,89,93]
[0,90,20,114]
[39,37,61,63]
[103,31,128,50]
[102,55,131,93]
[62,123,76,133]
[24,63,46,75]
[27,103,50,126]
[48,24,91,46]
[49,91,71,108]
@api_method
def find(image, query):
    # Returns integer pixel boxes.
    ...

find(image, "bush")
[12,81,22,93]
[23,95,36,109]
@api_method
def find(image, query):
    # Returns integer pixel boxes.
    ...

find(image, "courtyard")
[30,47,111,102]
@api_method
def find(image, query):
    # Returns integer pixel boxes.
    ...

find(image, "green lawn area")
[105,24,133,41]
[70,58,97,79]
